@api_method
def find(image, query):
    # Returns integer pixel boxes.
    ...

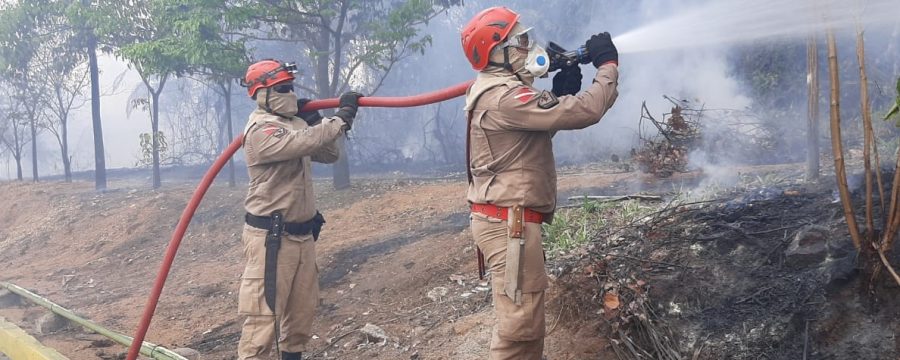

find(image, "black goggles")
[272,83,294,94]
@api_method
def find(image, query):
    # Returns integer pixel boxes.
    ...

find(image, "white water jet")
[613,0,899,54]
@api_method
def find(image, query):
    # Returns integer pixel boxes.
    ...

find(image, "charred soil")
[0,164,897,359]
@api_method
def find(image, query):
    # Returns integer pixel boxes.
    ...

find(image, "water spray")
[612,0,899,54]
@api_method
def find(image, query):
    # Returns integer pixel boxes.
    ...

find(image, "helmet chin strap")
[487,47,528,84]
[264,89,293,120]
[488,47,515,73]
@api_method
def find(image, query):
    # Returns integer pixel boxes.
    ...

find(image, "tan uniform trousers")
[237,225,318,359]
[471,212,548,360]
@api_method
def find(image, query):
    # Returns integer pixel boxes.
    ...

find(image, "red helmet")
[461,7,520,71]
[241,59,297,97]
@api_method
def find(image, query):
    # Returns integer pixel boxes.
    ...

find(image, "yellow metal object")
[0,316,68,360]
[0,283,186,360]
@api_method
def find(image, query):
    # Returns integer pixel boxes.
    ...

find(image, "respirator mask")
[502,27,550,78]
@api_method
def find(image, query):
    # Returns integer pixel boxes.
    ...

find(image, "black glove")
[551,65,583,97]
[296,98,323,126]
[334,91,363,130]
[585,32,618,68]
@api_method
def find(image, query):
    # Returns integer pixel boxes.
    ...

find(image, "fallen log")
[568,195,663,202]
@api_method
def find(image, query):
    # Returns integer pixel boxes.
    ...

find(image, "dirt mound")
[0,175,606,359]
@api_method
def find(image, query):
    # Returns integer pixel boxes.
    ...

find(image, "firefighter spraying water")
[460,6,619,360]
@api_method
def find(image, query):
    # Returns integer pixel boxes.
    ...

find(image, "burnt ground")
[551,169,900,359]
[0,163,898,359]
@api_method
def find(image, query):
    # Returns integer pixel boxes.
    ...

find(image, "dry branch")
[633,98,777,178]
[857,28,876,244]
[827,30,863,251]
[876,246,900,287]
[568,195,663,202]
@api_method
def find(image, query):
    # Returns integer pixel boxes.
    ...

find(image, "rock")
[821,255,858,284]
[449,274,466,285]
[426,287,448,302]
[35,313,68,335]
[172,348,201,360]
[785,225,829,268]
[0,289,21,308]
[359,323,389,343]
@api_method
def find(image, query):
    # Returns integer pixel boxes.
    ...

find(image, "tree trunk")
[55,85,72,183]
[806,35,820,180]
[151,89,162,189]
[12,121,23,181]
[224,81,235,187]
[313,27,351,190]
[62,115,71,182]
[14,147,22,181]
[29,114,38,182]
[85,4,106,191]
[827,30,863,251]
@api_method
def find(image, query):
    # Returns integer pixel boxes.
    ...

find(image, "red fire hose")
[126,80,472,360]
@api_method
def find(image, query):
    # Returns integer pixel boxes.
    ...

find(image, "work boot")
[281,352,302,360]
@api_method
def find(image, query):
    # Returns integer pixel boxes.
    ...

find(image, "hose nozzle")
[547,41,592,72]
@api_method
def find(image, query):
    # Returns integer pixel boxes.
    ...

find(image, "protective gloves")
[585,32,618,68]
[551,65,583,97]
[334,91,363,130]
[296,98,323,126]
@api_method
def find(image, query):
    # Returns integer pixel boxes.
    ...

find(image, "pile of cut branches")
[633,96,779,178]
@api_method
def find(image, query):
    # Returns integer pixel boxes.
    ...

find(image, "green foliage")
[158,0,249,79]
[93,0,189,77]
[138,131,168,167]
[230,0,458,96]
[542,200,654,259]
[0,2,46,82]
[731,42,807,109]
[885,77,900,124]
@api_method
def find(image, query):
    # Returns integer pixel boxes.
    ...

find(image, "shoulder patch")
[513,87,538,103]
[537,90,559,109]
[262,125,287,138]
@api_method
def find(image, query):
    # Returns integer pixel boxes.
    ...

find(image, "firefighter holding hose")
[237,59,361,360]
[461,7,619,359]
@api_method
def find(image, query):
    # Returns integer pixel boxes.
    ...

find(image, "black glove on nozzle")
[585,32,618,68]
[334,91,363,130]
[296,98,323,126]
[551,65,583,97]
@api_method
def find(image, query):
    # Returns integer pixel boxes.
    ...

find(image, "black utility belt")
[245,211,326,239]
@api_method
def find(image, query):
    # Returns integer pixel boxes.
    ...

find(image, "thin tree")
[71,0,109,190]
[827,30,863,252]
[33,35,90,183]
[807,35,820,180]
[876,77,900,286]
[232,0,461,189]
[161,0,249,187]
[0,102,29,181]
[97,0,189,188]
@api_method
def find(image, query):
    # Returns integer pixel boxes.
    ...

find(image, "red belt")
[471,203,545,223]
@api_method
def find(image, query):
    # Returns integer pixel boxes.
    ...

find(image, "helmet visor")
[502,27,538,51]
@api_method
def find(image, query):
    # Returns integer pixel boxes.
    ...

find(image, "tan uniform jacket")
[465,64,619,215]
[242,110,345,223]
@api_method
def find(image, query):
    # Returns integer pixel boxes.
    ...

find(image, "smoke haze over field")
[3,0,899,181]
